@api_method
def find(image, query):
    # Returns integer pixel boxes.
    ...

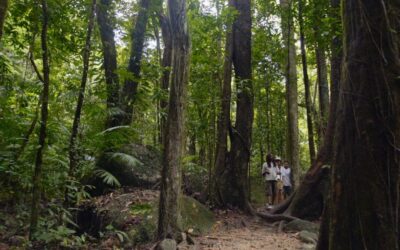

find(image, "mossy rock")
[87,144,162,195]
[77,189,214,247]
[179,196,215,235]
[130,196,216,241]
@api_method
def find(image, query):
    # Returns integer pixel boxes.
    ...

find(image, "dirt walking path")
[183,210,304,250]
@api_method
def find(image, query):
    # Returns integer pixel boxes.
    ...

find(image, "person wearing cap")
[262,154,278,208]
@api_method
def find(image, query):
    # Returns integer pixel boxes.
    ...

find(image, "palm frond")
[94,169,121,187]
[109,152,144,168]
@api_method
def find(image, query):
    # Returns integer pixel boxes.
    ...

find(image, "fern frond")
[94,169,121,187]
[97,125,130,135]
[109,152,143,168]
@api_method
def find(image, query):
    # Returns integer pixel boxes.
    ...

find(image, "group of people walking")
[262,154,292,208]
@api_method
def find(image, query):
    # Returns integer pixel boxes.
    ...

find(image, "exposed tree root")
[255,211,297,223]
[270,194,294,214]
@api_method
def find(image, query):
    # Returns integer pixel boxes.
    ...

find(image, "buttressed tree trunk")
[96,0,121,128]
[30,0,50,239]
[157,0,190,239]
[217,0,253,211]
[120,0,150,125]
[318,0,400,248]
[280,0,300,187]
[0,0,9,41]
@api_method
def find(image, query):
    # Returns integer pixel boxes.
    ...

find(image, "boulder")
[87,144,162,195]
[179,196,215,235]
[298,230,318,244]
[156,239,177,250]
[76,189,214,247]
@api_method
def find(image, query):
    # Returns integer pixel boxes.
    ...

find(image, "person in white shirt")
[281,160,292,199]
[262,154,278,207]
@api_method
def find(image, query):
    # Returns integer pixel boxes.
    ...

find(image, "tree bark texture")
[96,0,121,128]
[120,0,150,124]
[316,47,329,138]
[159,13,172,145]
[318,0,400,248]
[218,0,253,211]
[157,0,190,239]
[66,0,96,204]
[298,0,316,163]
[316,0,341,246]
[213,17,233,205]
[280,0,300,187]
[0,0,8,41]
[29,0,50,239]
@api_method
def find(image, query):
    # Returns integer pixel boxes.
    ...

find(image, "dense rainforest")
[0,0,399,249]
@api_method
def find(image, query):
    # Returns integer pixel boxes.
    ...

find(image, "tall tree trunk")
[312,0,330,141]
[213,15,233,205]
[29,0,50,239]
[96,0,121,128]
[157,0,189,239]
[159,13,172,144]
[315,47,329,138]
[318,0,400,248]
[316,0,342,245]
[261,82,272,152]
[153,21,162,145]
[120,0,150,124]
[0,0,8,41]
[218,0,253,211]
[280,0,300,187]
[298,0,316,163]
[208,93,216,198]
[66,0,96,205]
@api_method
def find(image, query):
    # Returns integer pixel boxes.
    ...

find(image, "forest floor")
[0,188,311,250]
[139,207,306,250]
[188,209,303,250]
[139,207,308,250]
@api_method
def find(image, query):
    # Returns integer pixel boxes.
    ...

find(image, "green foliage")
[94,168,121,187]
[103,224,129,244]
[0,0,338,245]
[109,152,143,169]
[130,203,153,216]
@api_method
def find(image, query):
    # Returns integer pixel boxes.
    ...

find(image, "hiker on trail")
[275,156,284,204]
[281,160,292,199]
[262,154,278,208]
